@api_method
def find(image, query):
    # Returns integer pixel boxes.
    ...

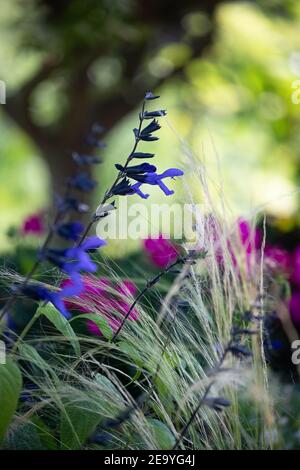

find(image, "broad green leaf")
[31,417,58,450]
[147,418,175,450]
[3,421,43,450]
[38,304,80,357]
[0,359,22,443]
[60,393,102,450]
[70,313,113,340]
[94,373,123,401]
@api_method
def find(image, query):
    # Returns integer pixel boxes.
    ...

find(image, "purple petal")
[131,183,150,199]
[81,236,107,250]
[48,292,71,319]
[159,168,184,179]
[157,179,174,196]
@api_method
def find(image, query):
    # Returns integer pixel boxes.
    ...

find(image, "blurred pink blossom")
[21,212,45,236]
[61,275,138,335]
[238,218,261,254]
[290,246,300,287]
[143,234,179,268]
[264,245,291,274]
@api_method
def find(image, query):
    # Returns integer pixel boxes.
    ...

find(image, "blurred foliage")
[1,1,300,253]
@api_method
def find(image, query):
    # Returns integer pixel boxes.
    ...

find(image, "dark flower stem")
[77,100,146,247]
[112,255,187,342]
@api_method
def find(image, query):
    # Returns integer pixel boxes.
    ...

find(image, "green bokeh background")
[1,1,300,253]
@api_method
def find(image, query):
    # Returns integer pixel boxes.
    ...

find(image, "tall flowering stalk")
[77,91,184,246]
[1,91,184,337]
[0,125,105,322]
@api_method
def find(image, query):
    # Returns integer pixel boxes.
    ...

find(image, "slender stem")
[112,256,187,342]
[77,101,146,246]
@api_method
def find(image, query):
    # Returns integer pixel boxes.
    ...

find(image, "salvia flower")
[56,222,84,241]
[130,168,184,199]
[17,282,82,319]
[107,92,183,201]
[42,236,106,276]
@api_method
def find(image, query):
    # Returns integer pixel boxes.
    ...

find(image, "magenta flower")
[290,246,300,287]
[61,275,138,335]
[264,245,291,274]
[238,218,261,255]
[21,212,45,236]
[143,234,179,268]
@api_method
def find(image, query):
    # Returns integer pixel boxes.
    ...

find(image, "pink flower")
[143,234,179,268]
[238,218,261,255]
[290,246,300,287]
[61,275,138,335]
[212,218,261,271]
[21,212,45,236]
[264,245,291,274]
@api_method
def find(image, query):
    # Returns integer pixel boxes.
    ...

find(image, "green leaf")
[38,304,80,357]
[3,421,43,450]
[31,417,58,450]
[60,393,102,450]
[0,359,22,443]
[147,419,175,450]
[94,373,123,401]
[118,341,143,367]
[70,313,113,340]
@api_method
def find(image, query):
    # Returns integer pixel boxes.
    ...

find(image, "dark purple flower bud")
[139,135,159,142]
[115,163,157,175]
[86,135,106,148]
[141,119,161,136]
[57,196,89,214]
[142,110,167,119]
[69,172,97,192]
[133,127,159,142]
[56,222,84,241]
[110,178,135,196]
[72,152,102,165]
[145,91,160,100]
[131,152,155,159]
